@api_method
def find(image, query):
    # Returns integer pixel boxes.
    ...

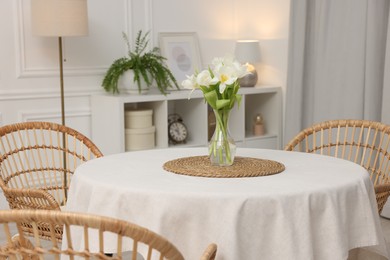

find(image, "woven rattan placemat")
[163,155,285,178]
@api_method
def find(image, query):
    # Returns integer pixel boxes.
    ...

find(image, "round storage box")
[125,126,156,151]
[125,109,153,129]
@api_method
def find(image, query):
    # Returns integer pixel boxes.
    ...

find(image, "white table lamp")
[31,0,88,126]
[234,40,261,87]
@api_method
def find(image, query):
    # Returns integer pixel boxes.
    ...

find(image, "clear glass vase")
[209,109,236,166]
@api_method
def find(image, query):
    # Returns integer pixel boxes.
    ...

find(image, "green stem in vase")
[210,109,232,165]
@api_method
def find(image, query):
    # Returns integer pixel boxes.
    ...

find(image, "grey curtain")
[382,8,390,125]
[285,0,390,145]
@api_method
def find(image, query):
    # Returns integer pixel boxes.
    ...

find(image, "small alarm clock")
[168,114,188,144]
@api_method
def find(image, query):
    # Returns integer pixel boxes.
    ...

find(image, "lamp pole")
[58,36,68,200]
[59,37,65,126]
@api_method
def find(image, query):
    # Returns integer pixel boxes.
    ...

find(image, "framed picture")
[159,32,202,88]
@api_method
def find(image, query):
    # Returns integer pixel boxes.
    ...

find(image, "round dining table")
[65,147,388,260]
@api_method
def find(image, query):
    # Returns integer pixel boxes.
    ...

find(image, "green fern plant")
[102,30,179,94]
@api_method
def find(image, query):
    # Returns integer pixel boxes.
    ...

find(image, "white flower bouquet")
[182,54,249,166]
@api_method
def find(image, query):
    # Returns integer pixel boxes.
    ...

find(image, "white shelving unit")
[91,85,283,155]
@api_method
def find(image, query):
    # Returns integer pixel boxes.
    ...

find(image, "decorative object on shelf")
[182,54,249,166]
[168,114,188,144]
[102,30,179,95]
[124,109,155,151]
[159,32,203,88]
[234,40,261,87]
[125,127,156,151]
[253,113,265,136]
[125,109,153,129]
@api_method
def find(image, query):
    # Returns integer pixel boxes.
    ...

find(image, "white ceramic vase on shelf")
[118,70,150,94]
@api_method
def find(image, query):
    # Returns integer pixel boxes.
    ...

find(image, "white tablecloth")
[65,148,388,260]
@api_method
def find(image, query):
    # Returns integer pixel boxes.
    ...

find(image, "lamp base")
[239,64,258,87]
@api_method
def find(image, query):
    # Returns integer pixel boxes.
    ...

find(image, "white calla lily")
[181,74,197,90]
[181,74,199,99]
[234,62,250,78]
[196,70,214,87]
[212,60,239,93]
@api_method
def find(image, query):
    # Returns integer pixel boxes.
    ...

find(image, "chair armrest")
[374,184,390,214]
[2,187,61,211]
[200,243,217,260]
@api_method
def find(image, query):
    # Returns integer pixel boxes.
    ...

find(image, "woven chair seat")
[285,119,390,214]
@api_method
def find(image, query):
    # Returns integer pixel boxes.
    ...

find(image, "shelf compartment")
[167,98,207,147]
[244,92,281,141]
[124,101,166,149]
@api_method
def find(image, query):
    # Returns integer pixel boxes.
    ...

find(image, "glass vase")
[209,109,236,166]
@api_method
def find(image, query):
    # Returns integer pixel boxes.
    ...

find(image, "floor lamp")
[31,0,88,201]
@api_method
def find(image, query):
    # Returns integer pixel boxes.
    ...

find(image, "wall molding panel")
[146,0,153,45]
[0,87,102,101]
[19,109,91,123]
[124,0,133,43]
[15,0,117,79]
[14,0,27,80]
[18,66,107,79]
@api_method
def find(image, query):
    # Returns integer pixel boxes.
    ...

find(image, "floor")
[377,217,390,259]
[381,217,390,251]
[346,217,390,260]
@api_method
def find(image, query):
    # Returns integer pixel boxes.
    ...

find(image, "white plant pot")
[118,70,150,94]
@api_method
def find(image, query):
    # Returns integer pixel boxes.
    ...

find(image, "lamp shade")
[31,0,88,37]
[234,40,260,64]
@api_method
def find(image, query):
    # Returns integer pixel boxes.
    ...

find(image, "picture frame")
[159,32,202,88]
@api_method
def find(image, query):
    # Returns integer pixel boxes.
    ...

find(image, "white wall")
[152,0,290,87]
[0,0,290,132]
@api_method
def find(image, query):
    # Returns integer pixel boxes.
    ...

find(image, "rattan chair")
[285,119,390,214]
[0,121,103,240]
[0,210,217,260]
